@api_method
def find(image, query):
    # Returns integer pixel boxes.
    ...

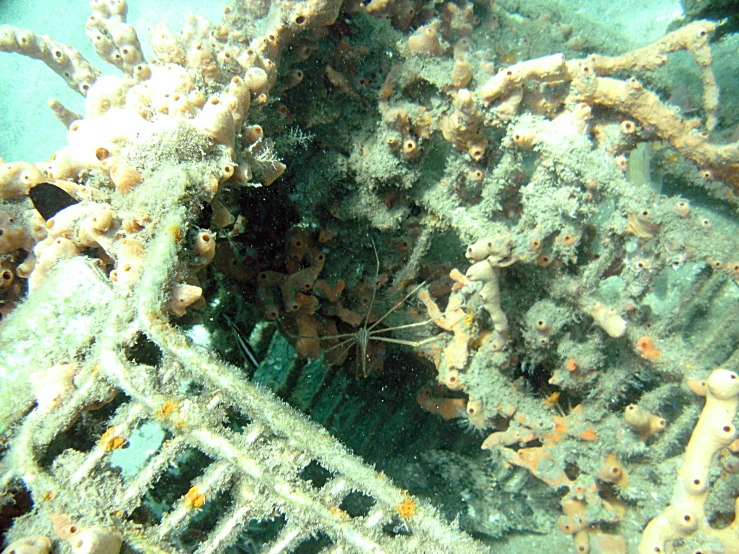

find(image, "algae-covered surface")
[1,0,739,552]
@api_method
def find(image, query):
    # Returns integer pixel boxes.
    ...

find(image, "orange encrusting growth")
[544,392,560,409]
[157,400,178,417]
[99,427,126,451]
[395,491,416,519]
[184,486,206,509]
[496,405,597,489]
[636,336,661,360]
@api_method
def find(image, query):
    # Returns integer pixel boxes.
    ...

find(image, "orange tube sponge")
[281,264,323,311]
[401,137,420,160]
[598,452,628,486]
[193,230,216,267]
[466,398,485,429]
[450,57,472,89]
[558,498,589,554]
[511,127,536,150]
[449,267,466,290]
[481,428,527,450]
[416,387,466,420]
[0,218,29,254]
[286,228,311,263]
[480,54,565,105]
[295,315,320,359]
[313,278,344,302]
[245,66,270,95]
[228,76,251,116]
[256,285,281,320]
[408,21,444,56]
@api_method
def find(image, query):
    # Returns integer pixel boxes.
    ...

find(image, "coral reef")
[0,0,738,553]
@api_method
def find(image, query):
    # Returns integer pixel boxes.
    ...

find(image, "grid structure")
[0,213,487,554]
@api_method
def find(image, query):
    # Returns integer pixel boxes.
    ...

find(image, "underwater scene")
[0,0,738,552]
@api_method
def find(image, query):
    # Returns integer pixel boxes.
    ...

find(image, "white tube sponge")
[244,67,269,96]
[67,526,122,554]
[465,258,508,349]
[465,235,511,263]
[169,284,203,316]
[44,203,117,253]
[0,536,52,554]
[193,96,236,153]
[29,237,80,291]
[465,258,495,282]
[48,145,103,181]
[112,238,145,288]
[86,0,145,74]
[147,23,186,65]
[639,369,739,554]
[29,363,79,413]
[78,205,117,251]
[84,76,128,118]
[0,25,99,95]
[0,161,46,200]
[589,302,627,338]
[228,76,251,117]
[48,98,82,128]
[464,236,515,350]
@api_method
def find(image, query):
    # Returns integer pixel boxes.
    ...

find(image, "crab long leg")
[369,318,439,334]
[363,238,382,331]
[369,335,444,347]
[367,280,428,332]
[321,337,355,356]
